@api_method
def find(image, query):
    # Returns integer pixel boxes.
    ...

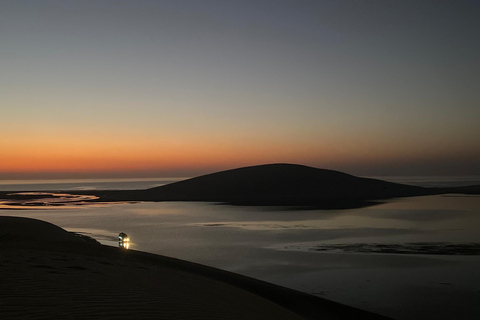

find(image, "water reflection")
[68,228,119,247]
[0,192,110,210]
[2,195,480,319]
[279,242,480,255]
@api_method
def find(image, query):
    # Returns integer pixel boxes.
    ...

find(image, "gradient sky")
[1,0,479,179]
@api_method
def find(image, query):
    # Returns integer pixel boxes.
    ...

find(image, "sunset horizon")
[2,2,480,317]
[2,1,479,179]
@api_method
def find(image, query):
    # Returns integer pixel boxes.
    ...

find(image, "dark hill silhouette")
[131,163,434,207]
[5,163,478,209]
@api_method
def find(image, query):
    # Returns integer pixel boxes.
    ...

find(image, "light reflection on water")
[0,192,101,210]
[67,227,119,247]
[1,195,480,319]
[1,194,479,253]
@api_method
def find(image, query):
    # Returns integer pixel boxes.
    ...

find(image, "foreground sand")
[0,216,389,319]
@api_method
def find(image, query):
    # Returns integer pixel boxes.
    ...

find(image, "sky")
[1,0,479,179]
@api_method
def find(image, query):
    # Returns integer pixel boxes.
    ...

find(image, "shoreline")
[0,216,390,319]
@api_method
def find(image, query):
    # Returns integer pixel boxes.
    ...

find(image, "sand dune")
[2,164,479,209]
[144,163,429,201]
[82,163,436,208]
[0,216,390,319]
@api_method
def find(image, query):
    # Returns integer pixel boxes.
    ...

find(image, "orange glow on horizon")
[2,127,479,178]
[1,130,338,175]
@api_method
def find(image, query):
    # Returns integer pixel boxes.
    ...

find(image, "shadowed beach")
[0,216,391,319]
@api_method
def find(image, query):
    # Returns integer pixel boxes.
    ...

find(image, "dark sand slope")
[0,216,390,320]
[90,164,443,208]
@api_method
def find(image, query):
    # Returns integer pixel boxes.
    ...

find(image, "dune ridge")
[2,163,479,208]
[143,163,429,202]
[0,216,391,319]
[82,163,440,208]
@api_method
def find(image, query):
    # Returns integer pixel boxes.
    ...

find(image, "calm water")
[1,177,480,319]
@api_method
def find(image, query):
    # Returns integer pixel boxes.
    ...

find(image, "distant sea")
[0,177,185,192]
[371,175,480,188]
[0,175,479,191]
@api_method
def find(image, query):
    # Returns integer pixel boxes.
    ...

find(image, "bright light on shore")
[118,232,130,249]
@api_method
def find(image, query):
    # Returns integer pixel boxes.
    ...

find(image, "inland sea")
[1,177,479,319]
